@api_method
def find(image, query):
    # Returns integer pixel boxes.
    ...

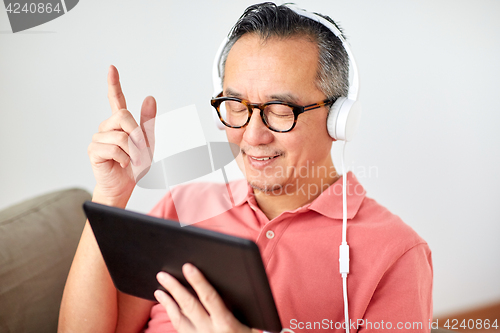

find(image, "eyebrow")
[224,88,301,105]
[269,93,300,105]
[224,88,243,98]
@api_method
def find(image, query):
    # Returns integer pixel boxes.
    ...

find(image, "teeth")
[251,156,276,161]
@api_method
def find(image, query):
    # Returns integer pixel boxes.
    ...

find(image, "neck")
[253,157,340,220]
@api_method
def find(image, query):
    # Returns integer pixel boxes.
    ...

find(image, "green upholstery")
[0,188,90,333]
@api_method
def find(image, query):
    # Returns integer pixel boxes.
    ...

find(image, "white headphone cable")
[340,140,350,333]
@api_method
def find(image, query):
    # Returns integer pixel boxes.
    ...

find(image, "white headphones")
[211,5,361,142]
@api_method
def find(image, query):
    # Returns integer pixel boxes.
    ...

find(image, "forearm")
[59,221,119,332]
[59,189,154,332]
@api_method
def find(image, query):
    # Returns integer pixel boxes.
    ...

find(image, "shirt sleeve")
[358,243,433,332]
[143,303,178,333]
[148,191,179,221]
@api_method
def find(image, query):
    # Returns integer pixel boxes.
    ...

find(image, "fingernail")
[157,271,170,282]
[154,289,166,302]
[183,263,195,275]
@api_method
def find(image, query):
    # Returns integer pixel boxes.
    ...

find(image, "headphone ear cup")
[327,97,362,141]
[327,97,345,140]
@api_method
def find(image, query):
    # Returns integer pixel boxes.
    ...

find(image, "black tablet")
[83,201,282,333]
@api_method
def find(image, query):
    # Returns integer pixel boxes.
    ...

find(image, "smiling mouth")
[249,155,280,161]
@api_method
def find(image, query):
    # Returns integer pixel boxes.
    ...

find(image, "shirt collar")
[231,171,366,220]
[308,171,366,220]
[231,179,254,207]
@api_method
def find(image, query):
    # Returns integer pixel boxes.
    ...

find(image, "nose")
[242,107,274,146]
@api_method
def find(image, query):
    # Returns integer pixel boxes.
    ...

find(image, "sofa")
[0,188,90,333]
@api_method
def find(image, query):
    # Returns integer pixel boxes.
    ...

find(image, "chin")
[248,178,285,194]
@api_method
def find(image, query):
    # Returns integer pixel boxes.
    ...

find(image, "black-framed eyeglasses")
[210,93,336,133]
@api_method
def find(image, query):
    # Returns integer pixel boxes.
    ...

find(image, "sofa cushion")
[0,188,91,333]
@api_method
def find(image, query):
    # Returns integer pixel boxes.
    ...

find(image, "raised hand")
[88,65,157,206]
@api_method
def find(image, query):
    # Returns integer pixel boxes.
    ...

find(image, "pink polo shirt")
[144,172,433,332]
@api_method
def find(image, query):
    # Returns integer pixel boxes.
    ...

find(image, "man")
[59,3,432,332]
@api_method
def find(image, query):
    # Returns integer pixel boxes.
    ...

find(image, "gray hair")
[219,2,349,100]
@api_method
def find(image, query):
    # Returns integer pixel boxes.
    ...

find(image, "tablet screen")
[83,201,282,333]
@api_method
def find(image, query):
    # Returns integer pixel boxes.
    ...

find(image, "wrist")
[92,186,133,208]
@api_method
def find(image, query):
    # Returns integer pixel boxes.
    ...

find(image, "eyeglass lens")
[220,100,295,131]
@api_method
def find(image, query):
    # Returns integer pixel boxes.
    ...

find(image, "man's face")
[224,33,334,193]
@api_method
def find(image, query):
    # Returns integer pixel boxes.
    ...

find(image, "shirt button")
[266,230,275,239]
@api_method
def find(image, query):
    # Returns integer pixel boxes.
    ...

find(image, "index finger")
[182,264,227,318]
[107,65,127,113]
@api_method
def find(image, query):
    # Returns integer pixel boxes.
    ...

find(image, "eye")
[270,112,293,118]
[265,104,294,117]
[225,100,246,113]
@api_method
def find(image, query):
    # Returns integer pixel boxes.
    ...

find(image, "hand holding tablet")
[155,264,260,333]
